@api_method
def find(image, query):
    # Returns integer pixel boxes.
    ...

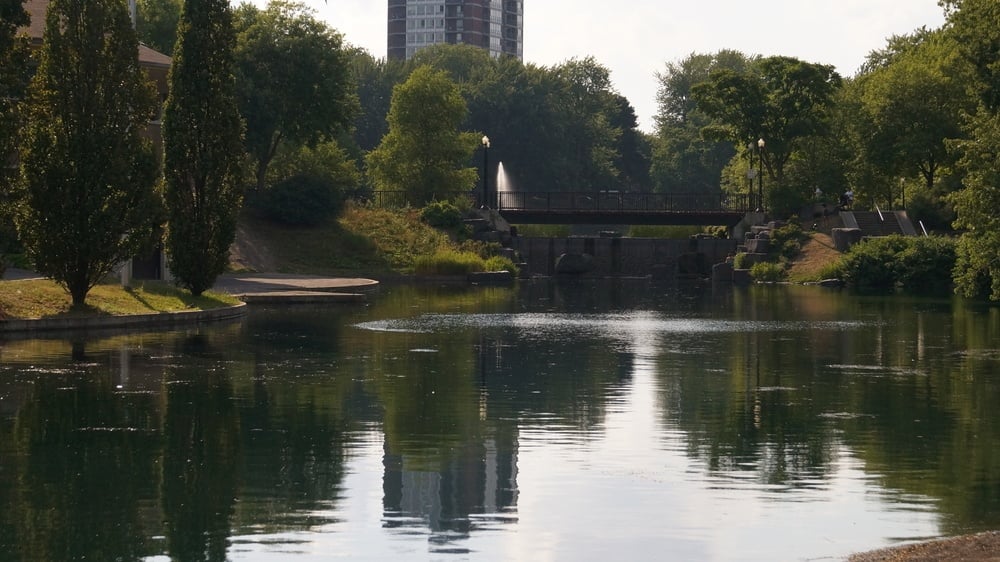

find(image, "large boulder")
[831,228,863,252]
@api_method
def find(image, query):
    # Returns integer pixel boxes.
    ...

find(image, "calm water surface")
[2,280,999,561]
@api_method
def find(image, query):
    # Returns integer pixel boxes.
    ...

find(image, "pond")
[1,280,999,561]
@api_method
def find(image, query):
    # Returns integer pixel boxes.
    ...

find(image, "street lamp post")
[757,138,765,211]
[482,135,491,208]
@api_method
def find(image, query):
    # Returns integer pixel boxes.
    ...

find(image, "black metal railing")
[496,191,755,213]
[365,190,757,214]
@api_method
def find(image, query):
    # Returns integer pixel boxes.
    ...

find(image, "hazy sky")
[242,1,947,132]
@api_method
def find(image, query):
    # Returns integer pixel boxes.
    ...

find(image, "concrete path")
[212,273,378,302]
[213,273,378,293]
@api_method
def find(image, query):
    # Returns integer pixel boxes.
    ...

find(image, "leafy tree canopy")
[17,0,161,306]
[234,0,359,192]
[136,0,181,55]
[365,65,478,205]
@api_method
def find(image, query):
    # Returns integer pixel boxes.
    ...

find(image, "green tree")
[0,0,29,162]
[365,65,478,205]
[17,0,160,307]
[162,0,244,296]
[652,50,750,194]
[350,48,411,154]
[947,0,1000,112]
[136,0,181,56]
[234,1,359,192]
[0,0,30,270]
[692,56,841,213]
[945,0,1000,300]
[693,56,841,184]
[855,33,971,196]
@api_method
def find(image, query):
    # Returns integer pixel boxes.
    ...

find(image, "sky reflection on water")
[2,283,999,561]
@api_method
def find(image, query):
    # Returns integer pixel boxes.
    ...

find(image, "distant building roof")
[22,0,171,69]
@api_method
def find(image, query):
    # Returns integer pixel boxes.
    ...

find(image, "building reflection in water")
[381,431,519,546]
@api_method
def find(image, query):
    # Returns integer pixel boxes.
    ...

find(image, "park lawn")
[0,278,241,320]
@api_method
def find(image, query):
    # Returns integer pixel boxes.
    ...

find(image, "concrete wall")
[512,236,737,277]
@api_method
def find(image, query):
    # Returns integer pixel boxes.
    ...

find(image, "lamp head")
[482,135,490,148]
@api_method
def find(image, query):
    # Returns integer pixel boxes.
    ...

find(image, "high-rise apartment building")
[388,0,523,61]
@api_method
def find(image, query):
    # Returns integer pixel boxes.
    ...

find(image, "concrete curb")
[0,302,248,334]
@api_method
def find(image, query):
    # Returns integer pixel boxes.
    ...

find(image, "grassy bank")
[233,202,516,275]
[0,279,241,320]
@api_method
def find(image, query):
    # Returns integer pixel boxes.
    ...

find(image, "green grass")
[240,203,456,274]
[0,279,241,320]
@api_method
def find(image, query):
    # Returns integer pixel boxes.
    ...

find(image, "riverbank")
[849,531,1000,561]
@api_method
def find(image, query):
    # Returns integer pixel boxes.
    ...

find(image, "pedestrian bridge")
[369,190,757,226]
[495,191,754,225]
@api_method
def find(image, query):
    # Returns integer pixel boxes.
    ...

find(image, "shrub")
[733,253,750,270]
[838,235,956,294]
[750,261,786,282]
[412,250,485,275]
[420,200,465,231]
[255,140,360,224]
[895,236,957,294]
[511,224,571,237]
[628,225,702,238]
[484,255,518,274]
[260,174,336,226]
[768,221,804,261]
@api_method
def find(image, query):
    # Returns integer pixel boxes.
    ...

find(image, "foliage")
[837,235,956,295]
[136,0,182,55]
[350,49,410,154]
[0,0,30,267]
[365,65,479,205]
[692,56,841,184]
[853,31,972,195]
[412,250,484,275]
[732,253,750,270]
[947,0,1000,112]
[338,204,453,271]
[768,221,804,261]
[628,225,703,238]
[163,0,244,296]
[511,224,571,238]
[17,0,161,307]
[950,111,1000,299]
[420,200,466,231]
[255,140,360,224]
[234,1,359,192]
[484,255,518,274]
[652,50,749,194]
[750,262,786,282]
[906,187,954,233]
[259,174,336,226]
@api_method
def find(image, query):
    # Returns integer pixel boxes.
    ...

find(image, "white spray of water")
[496,162,512,193]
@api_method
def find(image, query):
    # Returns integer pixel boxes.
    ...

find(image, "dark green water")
[1,280,999,561]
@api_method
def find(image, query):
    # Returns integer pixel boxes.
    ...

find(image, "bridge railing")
[364,190,756,213]
[496,191,754,213]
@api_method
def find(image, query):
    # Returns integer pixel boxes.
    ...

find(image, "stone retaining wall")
[512,236,737,277]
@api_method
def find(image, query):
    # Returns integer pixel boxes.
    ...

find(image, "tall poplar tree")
[0,0,30,272]
[17,0,160,307]
[162,0,244,296]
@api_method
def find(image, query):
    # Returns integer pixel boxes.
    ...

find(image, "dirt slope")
[787,232,842,282]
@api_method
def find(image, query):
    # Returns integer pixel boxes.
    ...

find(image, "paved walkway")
[212,273,378,295]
